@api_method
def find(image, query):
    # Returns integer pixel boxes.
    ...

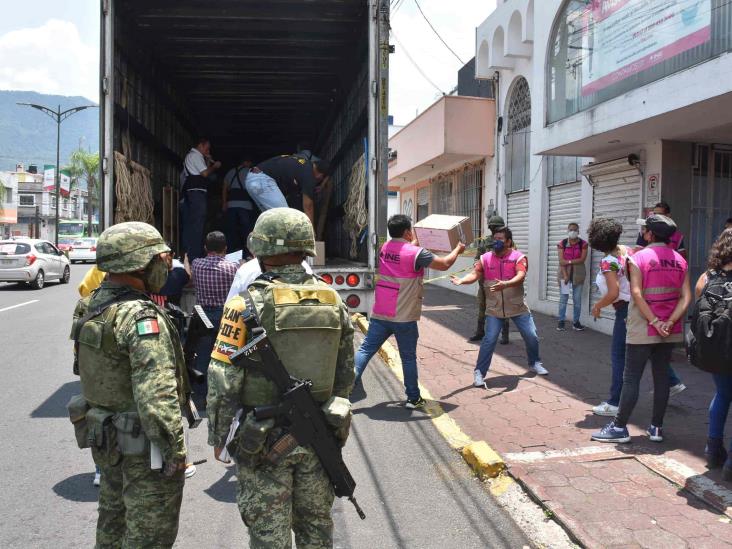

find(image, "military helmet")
[248,207,316,258]
[96,222,170,273]
[488,215,505,230]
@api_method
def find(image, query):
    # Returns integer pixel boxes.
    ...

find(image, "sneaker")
[573,322,585,331]
[646,425,664,443]
[93,472,101,487]
[468,332,484,342]
[705,437,728,469]
[556,321,566,331]
[532,362,548,375]
[185,464,197,478]
[592,402,619,417]
[669,383,687,397]
[405,397,426,409]
[591,421,631,443]
[473,370,486,388]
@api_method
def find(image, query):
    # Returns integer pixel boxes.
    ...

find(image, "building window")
[505,77,531,194]
[547,0,732,124]
[429,161,484,239]
[546,156,583,187]
[18,194,35,206]
[416,187,429,221]
[3,187,12,204]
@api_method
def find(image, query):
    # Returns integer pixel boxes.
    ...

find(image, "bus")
[58,220,100,239]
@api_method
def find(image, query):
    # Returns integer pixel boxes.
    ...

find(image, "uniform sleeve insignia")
[136,318,160,336]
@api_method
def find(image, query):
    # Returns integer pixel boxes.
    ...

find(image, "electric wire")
[413,0,465,65]
[390,29,446,94]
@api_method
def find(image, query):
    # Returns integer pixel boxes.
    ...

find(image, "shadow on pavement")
[53,473,99,502]
[0,282,31,292]
[204,467,237,503]
[353,400,457,422]
[31,380,81,418]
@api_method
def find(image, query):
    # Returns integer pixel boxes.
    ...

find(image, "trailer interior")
[107,0,376,263]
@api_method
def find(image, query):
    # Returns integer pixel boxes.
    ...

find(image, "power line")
[390,29,446,95]
[413,0,465,65]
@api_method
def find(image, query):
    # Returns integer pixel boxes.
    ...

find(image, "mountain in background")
[0,90,99,172]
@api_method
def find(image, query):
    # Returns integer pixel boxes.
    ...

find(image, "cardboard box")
[414,215,473,252]
[308,240,326,266]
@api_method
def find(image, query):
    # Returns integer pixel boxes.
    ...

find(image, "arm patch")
[133,307,160,337]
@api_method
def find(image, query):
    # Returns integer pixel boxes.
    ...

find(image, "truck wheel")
[31,270,45,289]
[60,266,70,284]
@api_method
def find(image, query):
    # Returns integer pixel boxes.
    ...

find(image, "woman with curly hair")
[586,218,632,417]
[694,228,732,478]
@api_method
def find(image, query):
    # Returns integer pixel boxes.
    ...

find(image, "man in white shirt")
[181,138,221,261]
[226,257,313,302]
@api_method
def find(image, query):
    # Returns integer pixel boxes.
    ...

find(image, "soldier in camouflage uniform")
[70,222,188,548]
[207,208,354,548]
[470,215,511,343]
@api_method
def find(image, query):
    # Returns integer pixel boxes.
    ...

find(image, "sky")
[0,0,495,123]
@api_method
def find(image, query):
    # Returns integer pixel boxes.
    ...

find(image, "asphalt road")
[0,264,528,548]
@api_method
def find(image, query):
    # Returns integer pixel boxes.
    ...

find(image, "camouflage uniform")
[207,208,355,549]
[471,215,509,342]
[71,222,187,549]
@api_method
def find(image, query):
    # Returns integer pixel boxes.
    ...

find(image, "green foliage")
[67,149,101,236]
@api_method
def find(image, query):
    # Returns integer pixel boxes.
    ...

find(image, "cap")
[644,214,677,239]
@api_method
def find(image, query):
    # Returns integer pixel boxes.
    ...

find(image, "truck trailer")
[99,0,390,313]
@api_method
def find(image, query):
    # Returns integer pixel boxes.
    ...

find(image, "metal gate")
[545,182,582,302]
[690,145,732,284]
[507,191,530,253]
[583,161,642,318]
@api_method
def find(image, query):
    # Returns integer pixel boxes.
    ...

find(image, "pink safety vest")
[669,230,684,251]
[371,239,425,322]
[480,249,529,318]
[633,245,687,336]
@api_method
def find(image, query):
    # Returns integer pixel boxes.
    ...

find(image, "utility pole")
[17,102,97,246]
[34,205,40,239]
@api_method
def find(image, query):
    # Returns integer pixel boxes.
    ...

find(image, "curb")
[352,314,506,480]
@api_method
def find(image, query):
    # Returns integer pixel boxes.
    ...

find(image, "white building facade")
[476,0,732,334]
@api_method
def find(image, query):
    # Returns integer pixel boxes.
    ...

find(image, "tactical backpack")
[688,270,732,374]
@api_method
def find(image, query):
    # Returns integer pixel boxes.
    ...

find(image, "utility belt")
[67,395,150,457]
[182,174,208,194]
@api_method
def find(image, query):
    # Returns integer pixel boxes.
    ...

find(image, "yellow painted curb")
[353,314,508,480]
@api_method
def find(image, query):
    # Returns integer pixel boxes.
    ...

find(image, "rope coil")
[343,155,368,259]
[114,151,154,225]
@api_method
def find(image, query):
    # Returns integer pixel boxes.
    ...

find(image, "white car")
[68,238,98,263]
[0,238,71,289]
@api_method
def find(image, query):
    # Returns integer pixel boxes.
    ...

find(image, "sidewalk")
[410,285,732,548]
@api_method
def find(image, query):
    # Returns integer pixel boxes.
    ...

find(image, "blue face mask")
[492,240,505,252]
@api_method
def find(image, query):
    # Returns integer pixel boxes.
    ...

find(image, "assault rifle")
[228,299,366,520]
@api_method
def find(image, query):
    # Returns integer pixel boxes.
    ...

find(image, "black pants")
[225,206,256,256]
[182,191,207,261]
[615,343,674,428]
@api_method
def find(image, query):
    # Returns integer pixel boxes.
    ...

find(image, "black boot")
[469,318,485,342]
[500,319,509,345]
[705,437,728,469]
[723,457,732,482]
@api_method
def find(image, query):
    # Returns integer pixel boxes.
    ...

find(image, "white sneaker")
[669,383,687,397]
[592,402,619,417]
[93,472,101,487]
[185,464,197,479]
[532,362,548,375]
[473,370,486,388]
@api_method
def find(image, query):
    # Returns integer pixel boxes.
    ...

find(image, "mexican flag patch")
[136,318,160,336]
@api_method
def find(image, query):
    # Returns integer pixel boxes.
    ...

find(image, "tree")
[67,149,100,236]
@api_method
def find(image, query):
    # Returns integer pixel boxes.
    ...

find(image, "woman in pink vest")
[452,227,547,388]
[593,215,691,444]
[354,215,465,408]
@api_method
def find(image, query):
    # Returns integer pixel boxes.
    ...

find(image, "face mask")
[492,240,505,252]
[141,255,169,293]
[568,230,579,239]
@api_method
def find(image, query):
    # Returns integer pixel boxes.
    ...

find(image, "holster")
[112,412,148,456]
[86,407,117,452]
[227,411,275,468]
[66,394,90,449]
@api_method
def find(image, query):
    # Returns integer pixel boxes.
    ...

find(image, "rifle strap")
[74,289,137,343]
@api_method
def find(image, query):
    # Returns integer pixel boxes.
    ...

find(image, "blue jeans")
[225,206,256,256]
[194,306,224,397]
[710,374,732,443]
[476,314,541,376]
[608,302,628,406]
[354,318,420,401]
[668,365,682,387]
[558,282,583,323]
[246,172,288,211]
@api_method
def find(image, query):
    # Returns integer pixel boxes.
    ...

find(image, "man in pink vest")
[353,214,465,408]
[452,227,547,387]
[593,214,691,443]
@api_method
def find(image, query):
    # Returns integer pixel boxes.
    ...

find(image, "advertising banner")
[582,0,711,96]
[42,166,72,197]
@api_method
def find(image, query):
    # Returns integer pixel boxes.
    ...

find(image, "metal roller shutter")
[507,191,530,254]
[545,182,582,302]
[585,163,641,319]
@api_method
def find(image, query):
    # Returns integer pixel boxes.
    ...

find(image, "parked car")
[0,238,71,289]
[68,238,98,263]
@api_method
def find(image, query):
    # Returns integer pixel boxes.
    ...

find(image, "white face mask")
[568,230,579,239]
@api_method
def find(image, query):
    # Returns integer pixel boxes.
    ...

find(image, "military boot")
[468,317,485,342]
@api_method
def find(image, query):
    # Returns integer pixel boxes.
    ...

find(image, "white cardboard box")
[413,215,473,252]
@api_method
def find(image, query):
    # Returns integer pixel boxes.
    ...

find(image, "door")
[545,182,582,302]
[588,168,641,318]
[690,145,732,284]
[37,242,58,277]
[507,191,530,253]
